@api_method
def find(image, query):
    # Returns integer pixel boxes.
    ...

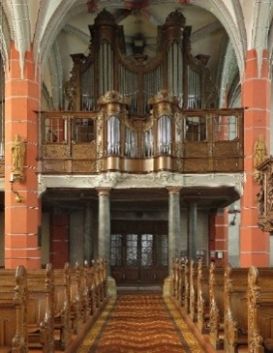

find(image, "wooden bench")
[196,259,210,333]
[189,260,198,322]
[176,258,185,305]
[248,267,273,353]
[209,262,225,349]
[182,258,190,313]
[53,263,72,349]
[27,264,55,353]
[0,266,27,353]
[224,265,248,353]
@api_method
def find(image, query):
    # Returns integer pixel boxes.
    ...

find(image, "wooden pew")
[182,258,190,313]
[53,263,72,349]
[176,258,185,306]
[209,262,225,349]
[172,258,180,300]
[248,266,273,353]
[27,264,55,353]
[70,263,84,334]
[189,260,198,322]
[224,265,248,353]
[0,266,27,353]
[196,258,210,333]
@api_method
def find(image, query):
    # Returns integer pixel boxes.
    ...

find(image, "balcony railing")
[38,91,243,175]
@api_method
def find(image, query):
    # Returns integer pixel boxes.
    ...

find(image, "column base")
[107,276,117,298]
[163,276,173,297]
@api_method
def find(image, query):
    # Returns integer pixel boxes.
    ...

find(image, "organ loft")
[1,1,273,352]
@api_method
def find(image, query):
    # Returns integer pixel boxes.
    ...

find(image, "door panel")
[50,213,69,268]
[110,232,168,285]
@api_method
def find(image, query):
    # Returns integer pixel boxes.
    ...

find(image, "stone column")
[97,188,111,263]
[188,202,197,259]
[168,187,181,273]
[84,203,93,262]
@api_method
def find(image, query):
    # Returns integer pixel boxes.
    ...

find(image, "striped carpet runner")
[78,293,204,353]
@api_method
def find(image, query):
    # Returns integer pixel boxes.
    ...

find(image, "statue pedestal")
[163,276,173,297]
[107,276,117,298]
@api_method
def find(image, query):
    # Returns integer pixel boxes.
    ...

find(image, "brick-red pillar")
[4,43,41,268]
[209,210,228,266]
[240,49,270,267]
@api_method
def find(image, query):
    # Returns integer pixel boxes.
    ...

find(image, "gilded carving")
[223,265,239,351]
[209,297,219,348]
[97,90,129,107]
[11,135,26,181]
[253,135,267,186]
[209,261,220,348]
[254,136,267,169]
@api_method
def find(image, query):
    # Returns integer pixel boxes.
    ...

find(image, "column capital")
[96,187,111,196]
[167,186,181,194]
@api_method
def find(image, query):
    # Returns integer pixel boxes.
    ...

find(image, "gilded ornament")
[253,135,267,168]
[11,134,26,181]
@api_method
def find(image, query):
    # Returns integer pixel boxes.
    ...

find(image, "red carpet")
[78,293,204,353]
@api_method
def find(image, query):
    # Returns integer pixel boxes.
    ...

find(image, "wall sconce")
[10,179,23,203]
[228,204,240,226]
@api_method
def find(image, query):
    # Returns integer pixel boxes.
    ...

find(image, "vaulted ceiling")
[1,0,273,110]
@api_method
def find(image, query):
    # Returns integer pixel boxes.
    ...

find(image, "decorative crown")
[94,9,116,26]
[148,89,178,106]
[97,90,130,106]
[164,10,186,28]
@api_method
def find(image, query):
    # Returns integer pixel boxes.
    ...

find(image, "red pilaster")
[209,210,228,266]
[240,49,270,267]
[4,43,41,269]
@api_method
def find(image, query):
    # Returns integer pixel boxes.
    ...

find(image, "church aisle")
[77,293,205,353]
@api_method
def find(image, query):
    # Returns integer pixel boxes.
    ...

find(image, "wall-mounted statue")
[253,135,268,184]
[11,134,26,181]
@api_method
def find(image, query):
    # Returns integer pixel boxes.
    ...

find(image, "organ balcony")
[38,90,243,175]
[37,9,243,176]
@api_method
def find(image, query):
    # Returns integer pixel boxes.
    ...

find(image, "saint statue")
[254,135,267,168]
[11,135,25,180]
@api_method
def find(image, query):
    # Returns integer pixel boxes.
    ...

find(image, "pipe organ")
[40,9,243,175]
[65,9,217,114]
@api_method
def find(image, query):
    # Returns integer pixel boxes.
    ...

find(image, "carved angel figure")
[11,135,25,179]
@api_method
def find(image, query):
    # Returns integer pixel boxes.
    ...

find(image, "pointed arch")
[191,0,246,78]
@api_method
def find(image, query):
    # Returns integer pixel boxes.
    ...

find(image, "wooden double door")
[110,221,168,284]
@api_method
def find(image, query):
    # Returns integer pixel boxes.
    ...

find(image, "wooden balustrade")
[38,108,243,175]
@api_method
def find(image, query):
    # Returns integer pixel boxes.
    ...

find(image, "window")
[213,115,238,141]
[45,117,67,143]
[110,234,122,266]
[126,234,138,266]
[184,116,206,141]
[72,118,95,143]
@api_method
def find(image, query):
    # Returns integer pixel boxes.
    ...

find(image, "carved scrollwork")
[248,266,263,353]
[209,297,219,347]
